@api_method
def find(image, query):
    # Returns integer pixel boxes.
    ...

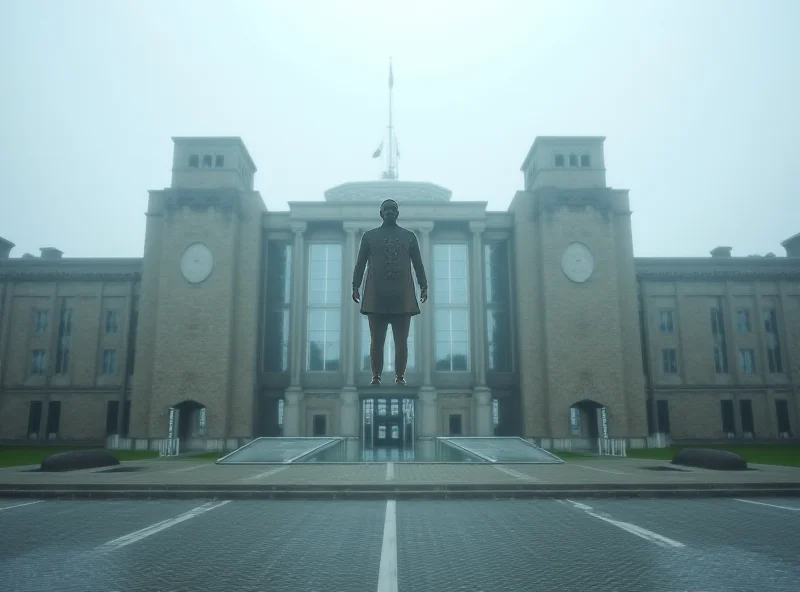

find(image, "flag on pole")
[389,59,394,89]
[372,141,383,159]
[395,141,400,159]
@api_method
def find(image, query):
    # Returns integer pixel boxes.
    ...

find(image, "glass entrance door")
[362,397,415,459]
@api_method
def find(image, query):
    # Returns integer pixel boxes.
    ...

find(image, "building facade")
[1,136,799,451]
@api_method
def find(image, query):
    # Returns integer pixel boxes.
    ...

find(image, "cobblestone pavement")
[1,457,799,489]
[2,496,800,591]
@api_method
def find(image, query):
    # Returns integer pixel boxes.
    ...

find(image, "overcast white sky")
[1,0,798,259]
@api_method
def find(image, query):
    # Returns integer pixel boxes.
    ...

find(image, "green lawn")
[627,445,800,468]
[0,446,158,468]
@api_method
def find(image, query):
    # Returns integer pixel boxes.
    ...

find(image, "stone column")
[284,221,306,436]
[469,221,491,436]
[283,389,303,437]
[474,388,493,436]
[339,387,359,438]
[342,223,360,386]
[417,223,434,386]
[416,223,438,438]
[469,221,487,386]
[419,387,438,438]
[288,221,307,386]
[340,222,360,438]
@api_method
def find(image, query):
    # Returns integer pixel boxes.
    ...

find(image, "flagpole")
[386,57,396,180]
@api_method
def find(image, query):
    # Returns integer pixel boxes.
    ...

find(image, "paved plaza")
[2,495,800,591]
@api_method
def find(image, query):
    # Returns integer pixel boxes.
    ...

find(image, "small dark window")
[580,154,591,167]
[33,311,49,334]
[736,310,750,333]
[776,399,791,435]
[656,400,671,434]
[215,154,224,167]
[201,154,212,168]
[449,414,463,436]
[31,350,46,375]
[661,349,678,373]
[312,414,327,436]
[27,401,42,438]
[46,401,61,437]
[188,154,199,168]
[102,349,117,375]
[106,401,120,435]
[568,154,578,167]
[554,154,565,167]
[739,349,755,374]
[128,309,138,376]
[659,310,674,333]
[122,401,131,437]
[740,399,754,436]
[105,310,120,334]
[720,400,736,434]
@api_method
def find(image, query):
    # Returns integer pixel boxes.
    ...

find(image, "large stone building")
[1,136,798,451]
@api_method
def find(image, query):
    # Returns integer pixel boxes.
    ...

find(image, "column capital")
[342,221,361,233]
[469,220,486,233]
[415,221,434,234]
[290,221,307,234]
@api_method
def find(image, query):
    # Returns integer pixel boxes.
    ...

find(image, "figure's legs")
[390,314,411,383]
[368,314,390,383]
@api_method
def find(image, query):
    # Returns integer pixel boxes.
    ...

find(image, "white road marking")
[385,462,395,481]
[240,466,289,481]
[494,465,540,482]
[169,464,207,473]
[0,500,44,512]
[377,500,398,592]
[96,500,230,552]
[565,499,685,549]
[735,499,800,512]
[574,464,630,475]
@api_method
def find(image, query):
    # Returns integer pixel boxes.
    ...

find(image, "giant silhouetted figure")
[352,199,428,385]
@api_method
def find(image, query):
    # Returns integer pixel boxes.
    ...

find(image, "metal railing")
[158,438,180,457]
[597,437,627,457]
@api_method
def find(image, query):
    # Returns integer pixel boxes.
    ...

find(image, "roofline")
[521,136,607,171]
[781,232,800,246]
[171,136,257,172]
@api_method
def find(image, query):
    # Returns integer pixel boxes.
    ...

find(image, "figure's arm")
[410,233,427,289]
[352,232,369,290]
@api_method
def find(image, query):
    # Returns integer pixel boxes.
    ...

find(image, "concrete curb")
[2,481,800,492]
[1,487,799,501]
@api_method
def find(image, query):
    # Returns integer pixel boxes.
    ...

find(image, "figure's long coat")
[352,224,428,316]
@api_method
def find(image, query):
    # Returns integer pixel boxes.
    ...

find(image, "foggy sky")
[1,0,798,259]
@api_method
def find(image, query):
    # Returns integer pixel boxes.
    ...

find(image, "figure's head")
[380,199,399,224]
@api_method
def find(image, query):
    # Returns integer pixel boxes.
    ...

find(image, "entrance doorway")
[362,397,415,453]
[171,400,206,451]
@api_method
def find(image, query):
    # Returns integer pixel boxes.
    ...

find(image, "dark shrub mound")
[40,449,120,472]
[671,448,747,471]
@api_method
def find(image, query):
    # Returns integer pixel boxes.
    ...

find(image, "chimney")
[0,237,14,260]
[39,247,63,260]
[710,246,732,258]
[781,233,800,257]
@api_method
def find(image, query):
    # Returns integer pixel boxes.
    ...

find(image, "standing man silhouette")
[352,199,428,385]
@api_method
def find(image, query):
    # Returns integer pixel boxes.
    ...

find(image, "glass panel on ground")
[218,436,564,463]
[216,437,341,464]
[438,437,563,463]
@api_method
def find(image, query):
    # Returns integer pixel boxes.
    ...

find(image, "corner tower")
[130,137,266,446]
[510,136,647,439]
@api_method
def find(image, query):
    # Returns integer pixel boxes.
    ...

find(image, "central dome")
[324,180,452,202]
